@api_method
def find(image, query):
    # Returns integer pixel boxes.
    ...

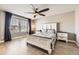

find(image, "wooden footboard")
[27,35,56,54]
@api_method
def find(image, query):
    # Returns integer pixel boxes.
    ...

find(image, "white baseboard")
[68,40,76,43]
[68,40,79,47]
[75,42,79,47]
[12,35,27,40]
[0,40,4,43]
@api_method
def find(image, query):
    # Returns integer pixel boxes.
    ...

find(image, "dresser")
[57,32,68,42]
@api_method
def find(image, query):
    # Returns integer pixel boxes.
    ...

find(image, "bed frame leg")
[48,50,52,55]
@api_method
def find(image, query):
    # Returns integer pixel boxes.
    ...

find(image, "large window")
[10,17,19,33]
[20,20,28,32]
[10,15,28,37]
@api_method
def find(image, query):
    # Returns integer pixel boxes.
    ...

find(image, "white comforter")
[32,32,56,39]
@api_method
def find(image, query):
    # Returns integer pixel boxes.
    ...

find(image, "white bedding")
[33,29,56,38]
[33,32,55,39]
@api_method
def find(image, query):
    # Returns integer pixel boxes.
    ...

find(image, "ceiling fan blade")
[38,13,45,16]
[25,12,35,14]
[38,8,49,13]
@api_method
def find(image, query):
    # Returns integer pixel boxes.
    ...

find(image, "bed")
[27,23,58,54]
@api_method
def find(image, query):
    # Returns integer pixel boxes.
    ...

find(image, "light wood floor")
[0,37,79,55]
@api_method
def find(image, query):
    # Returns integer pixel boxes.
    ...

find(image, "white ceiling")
[0,4,79,19]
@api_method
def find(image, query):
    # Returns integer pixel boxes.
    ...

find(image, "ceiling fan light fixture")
[26,4,49,18]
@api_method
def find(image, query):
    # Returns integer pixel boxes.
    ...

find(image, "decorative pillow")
[41,29,47,33]
[47,29,55,34]
[35,30,41,34]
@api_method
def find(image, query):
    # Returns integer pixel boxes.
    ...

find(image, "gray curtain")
[4,12,12,42]
[28,19,32,34]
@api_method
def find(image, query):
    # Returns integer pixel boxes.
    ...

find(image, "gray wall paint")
[36,11,76,40]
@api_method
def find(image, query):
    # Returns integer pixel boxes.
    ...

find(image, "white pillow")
[41,29,46,33]
[47,29,55,34]
[35,30,41,34]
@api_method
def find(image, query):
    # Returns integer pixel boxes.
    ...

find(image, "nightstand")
[57,32,68,42]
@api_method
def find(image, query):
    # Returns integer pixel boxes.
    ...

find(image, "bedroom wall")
[36,11,75,40]
[75,8,79,46]
[0,10,5,42]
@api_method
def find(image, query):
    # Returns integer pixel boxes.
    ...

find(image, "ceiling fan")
[25,4,49,18]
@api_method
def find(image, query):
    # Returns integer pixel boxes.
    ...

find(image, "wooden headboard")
[41,23,58,32]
